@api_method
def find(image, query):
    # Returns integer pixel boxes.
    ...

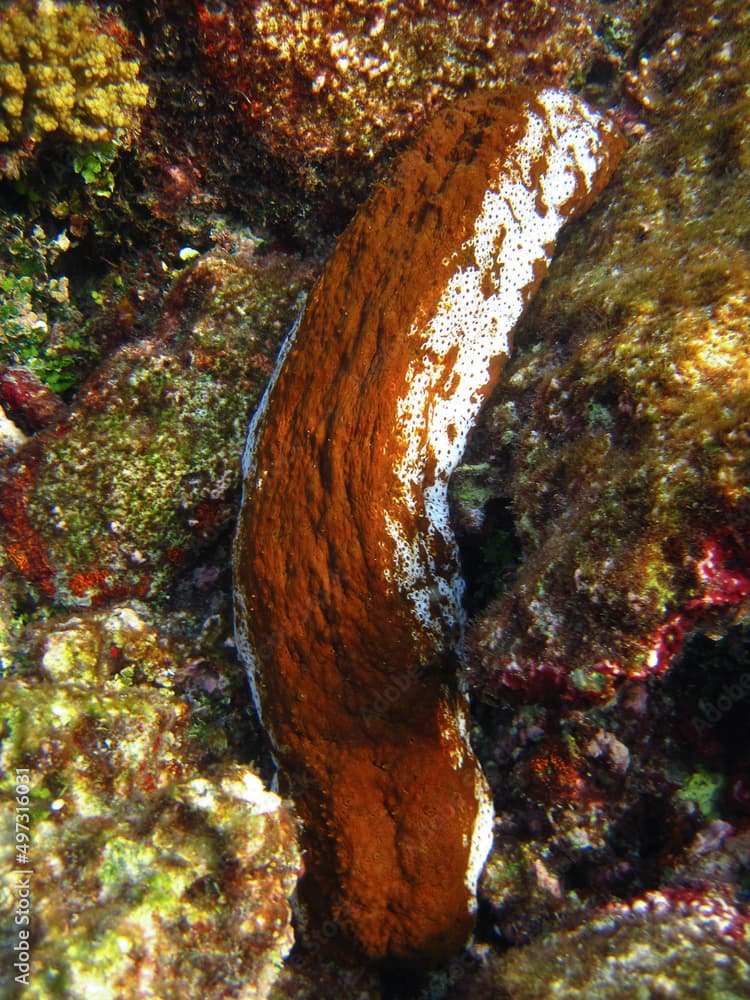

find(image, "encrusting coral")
[0,0,148,158]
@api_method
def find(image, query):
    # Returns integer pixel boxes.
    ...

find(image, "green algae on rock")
[0,214,94,396]
[0,246,316,607]
[463,1,750,704]
[0,603,300,1000]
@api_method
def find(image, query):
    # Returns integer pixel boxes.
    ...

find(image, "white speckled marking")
[385,89,612,648]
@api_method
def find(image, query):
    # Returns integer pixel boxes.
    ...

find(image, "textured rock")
[470,630,750,953]
[234,86,624,965]
[448,888,750,999]
[0,247,315,606]
[191,0,640,182]
[463,2,750,704]
[0,605,300,1000]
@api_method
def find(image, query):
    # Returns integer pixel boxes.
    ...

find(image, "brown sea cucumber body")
[233,86,624,965]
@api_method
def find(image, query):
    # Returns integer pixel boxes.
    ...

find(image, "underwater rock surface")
[122,0,649,236]
[448,887,750,999]
[0,247,315,607]
[462,0,750,705]
[191,0,639,179]
[0,0,748,997]
[0,603,300,1000]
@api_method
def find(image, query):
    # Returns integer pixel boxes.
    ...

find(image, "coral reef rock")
[464,1,750,705]
[0,246,315,607]
[450,888,750,999]
[189,0,642,183]
[0,604,300,1000]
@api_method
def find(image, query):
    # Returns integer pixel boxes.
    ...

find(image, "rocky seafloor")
[1,1,749,997]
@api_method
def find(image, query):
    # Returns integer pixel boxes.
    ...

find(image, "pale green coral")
[0,215,94,393]
[0,0,148,148]
[675,767,728,822]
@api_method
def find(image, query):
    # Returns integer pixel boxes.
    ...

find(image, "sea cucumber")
[233,86,624,965]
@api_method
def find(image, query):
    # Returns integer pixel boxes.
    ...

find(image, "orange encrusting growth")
[0,459,56,595]
[234,87,624,965]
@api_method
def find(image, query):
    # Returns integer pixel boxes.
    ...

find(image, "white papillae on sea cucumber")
[386,88,613,649]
